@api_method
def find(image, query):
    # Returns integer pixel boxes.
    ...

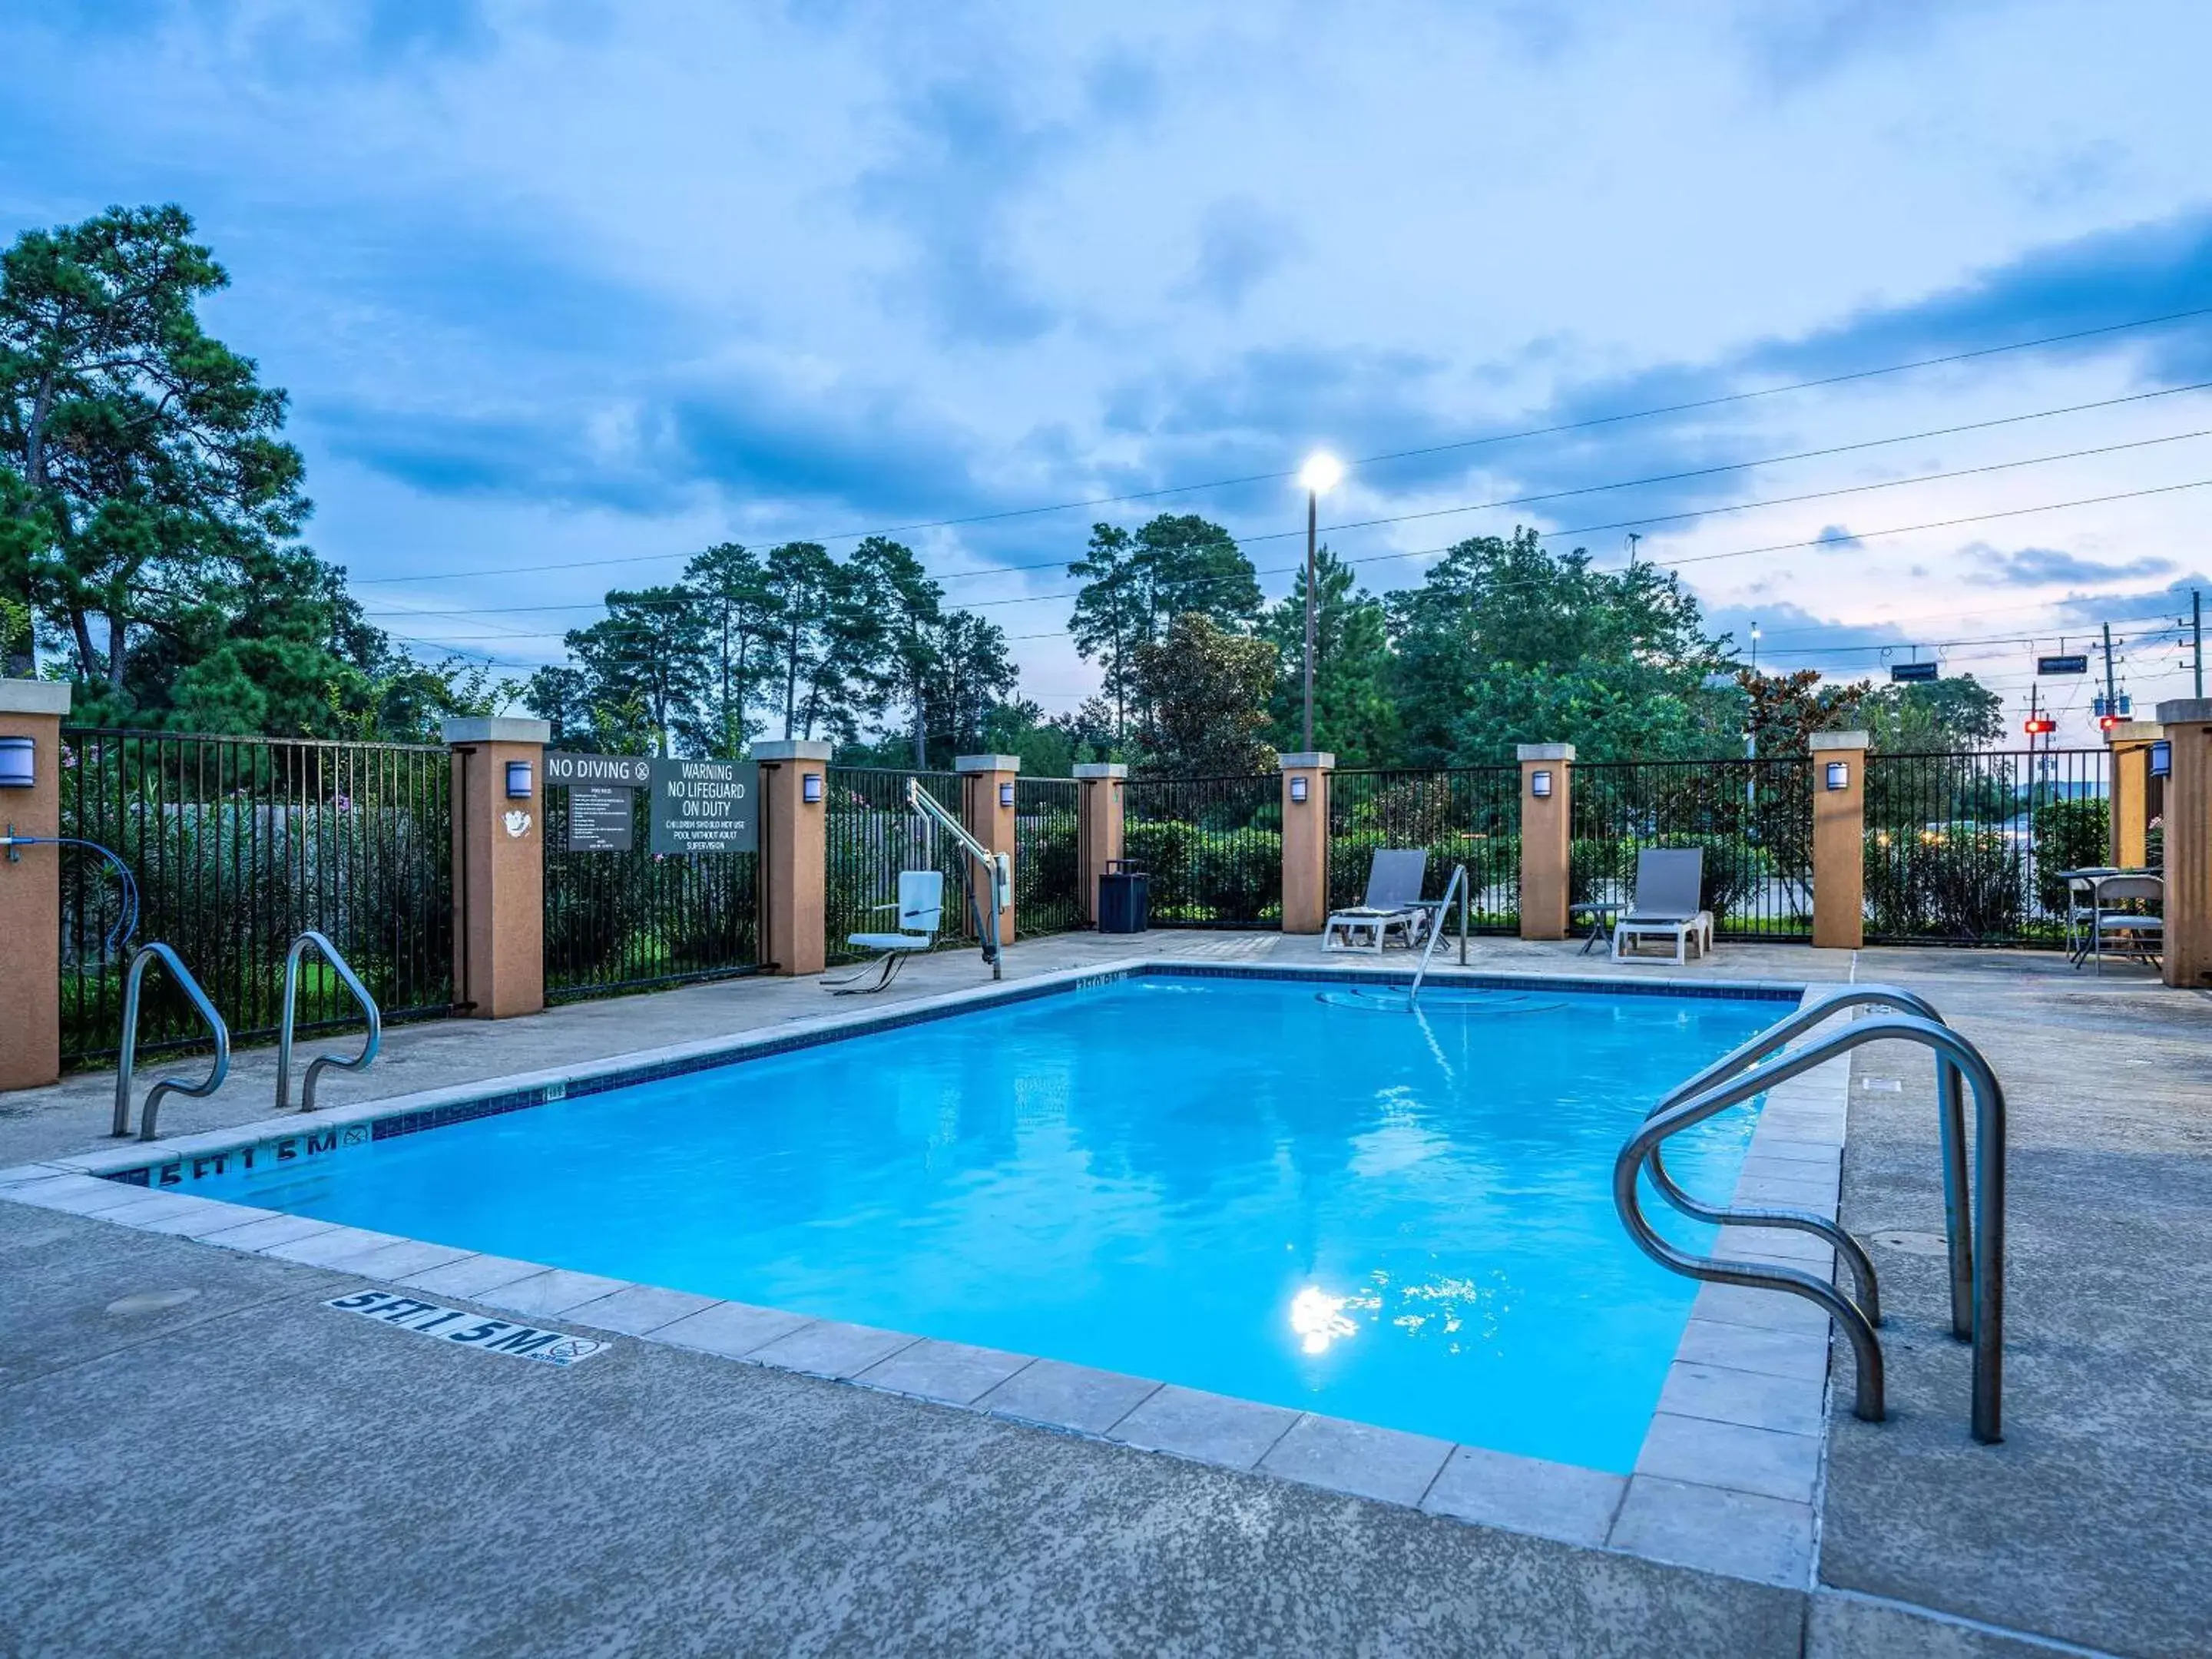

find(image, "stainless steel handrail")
[1407,863,1469,1006]
[112,943,231,1142]
[1642,985,1972,1337]
[276,930,382,1112]
[1617,1012,2007,1442]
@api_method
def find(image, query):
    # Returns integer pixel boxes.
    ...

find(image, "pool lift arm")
[906,777,1012,981]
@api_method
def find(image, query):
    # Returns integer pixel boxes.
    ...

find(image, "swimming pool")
[187,969,1783,1473]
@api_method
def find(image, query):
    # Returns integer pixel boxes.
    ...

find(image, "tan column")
[442,718,548,1019]
[1517,743,1573,940]
[1279,752,1333,933]
[1810,730,1869,949]
[756,740,831,976]
[1074,762,1126,925]
[0,680,70,1090]
[2156,700,2212,987]
[2106,722,2161,867]
[957,754,1020,945]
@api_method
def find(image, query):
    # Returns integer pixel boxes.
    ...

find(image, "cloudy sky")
[6,0,2210,741]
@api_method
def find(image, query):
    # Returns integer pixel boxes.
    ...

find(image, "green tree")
[1739,667,1872,753]
[1866,674,2005,751]
[765,540,874,742]
[1131,611,1277,776]
[565,586,710,757]
[1386,528,1730,764]
[848,535,942,765]
[1068,522,1143,740]
[922,608,1018,763]
[680,541,782,757]
[523,664,595,747]
[1068,513,1261,743]
[1262,544,1396,763]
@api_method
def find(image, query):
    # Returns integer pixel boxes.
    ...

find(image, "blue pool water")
[200,974,1781,1472]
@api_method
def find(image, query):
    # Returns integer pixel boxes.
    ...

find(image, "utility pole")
[2102,621,2118,716]
[1303,486,1317,753]
[2196,589,2204,700]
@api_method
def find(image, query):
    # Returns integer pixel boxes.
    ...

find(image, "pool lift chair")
[823,778,1012,995]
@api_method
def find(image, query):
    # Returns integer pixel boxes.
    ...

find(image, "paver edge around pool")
[0,959,1849,1591]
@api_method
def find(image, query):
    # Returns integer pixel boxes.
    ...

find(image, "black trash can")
[1098,859,1150,934]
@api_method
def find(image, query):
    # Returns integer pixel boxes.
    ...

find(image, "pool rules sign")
[648,757,757,855]
[546,752,651,853]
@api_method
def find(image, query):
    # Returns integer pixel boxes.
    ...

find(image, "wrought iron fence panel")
[1121,773,1282,928]
[823,767,977,962]
[1015,777,1084,937]
[1863,748,2108,945]
[1326,767,1522,933]
[59,727,453,1064]
[542,784,758,1000]
[1568,758,1815,941]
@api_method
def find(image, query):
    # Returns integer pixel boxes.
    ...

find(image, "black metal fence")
[541,785,758,1000]
[1570,758,1815,941]
[59,728,452,1064]
[1864,748,2109,945]
[1121,773,1282,928]
[824,767,973,963]
[1015,777,1084,937]
[1328,767,1522,932]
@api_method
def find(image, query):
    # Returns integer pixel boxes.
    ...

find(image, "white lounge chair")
[1611,849,1714,966]
[1325,849,1432,953]
[824,870,944,995]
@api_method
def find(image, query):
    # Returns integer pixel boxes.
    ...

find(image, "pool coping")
[0,959,1846,1591]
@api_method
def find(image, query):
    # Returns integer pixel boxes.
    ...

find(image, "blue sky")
[5,0,2210,738]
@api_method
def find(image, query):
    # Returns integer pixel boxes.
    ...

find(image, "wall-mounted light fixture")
[1825,760,1850,791]
[2151,740,2172,779]
[803,772,824,804]
[1530,769,1552,799]
[505,760,534,799]
[1289,775,1309,803]
[998,780,1015,809]
[0,736,33,790]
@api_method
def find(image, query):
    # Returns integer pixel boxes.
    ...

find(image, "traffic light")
[2099,713,2124,733]
[2023,716,2057,736]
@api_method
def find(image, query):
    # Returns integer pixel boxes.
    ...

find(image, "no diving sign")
[325,1290,611,1366]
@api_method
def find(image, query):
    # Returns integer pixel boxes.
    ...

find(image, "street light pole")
[1303,485,1317,753]
[1296,453,1343,753]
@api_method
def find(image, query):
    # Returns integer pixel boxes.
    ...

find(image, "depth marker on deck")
[324,1290,610,1366]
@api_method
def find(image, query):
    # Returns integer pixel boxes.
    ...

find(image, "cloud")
[1702,598,1914,680]
[1813,525,1865,553]
[1968,542,2177,588]
[1732,0,2018,91]
[1175,196,1303,311]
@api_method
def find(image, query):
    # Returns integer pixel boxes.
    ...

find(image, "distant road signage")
[545,751,652,786]
[568,786,634,853]
[1889,661,1939,683]
[2036,654,2090,675]
[649,758,757,855]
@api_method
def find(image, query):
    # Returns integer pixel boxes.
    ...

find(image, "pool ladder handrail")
[1406,863,1470,1006]
[276,929,382,1113]
[112,942,231,1142]
[1615,986,2007,1443]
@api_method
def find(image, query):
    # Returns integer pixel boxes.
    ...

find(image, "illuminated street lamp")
[1298,453,1344,752]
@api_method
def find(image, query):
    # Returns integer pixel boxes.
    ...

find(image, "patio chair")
[823,870,944,995]
[1323,849,1432,953]
[2084,873,2163,976]
[1611,849,1714,966]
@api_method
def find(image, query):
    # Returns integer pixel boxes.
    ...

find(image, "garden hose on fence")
[0,833,141,957]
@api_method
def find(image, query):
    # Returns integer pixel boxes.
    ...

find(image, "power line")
[350,311,2212,591]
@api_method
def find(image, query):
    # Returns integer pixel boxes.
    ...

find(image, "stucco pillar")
[957,754,1020,945]
[1517,744,1573,940]
[756,740,831,976]
[1810,730,1869,949]
[1074,762,1126,925]
[0,680,70,1090]
[2155,700,2212,987]
[2106,721,2162,868]
[443,718,548,1019]
[1279,752,1333,934]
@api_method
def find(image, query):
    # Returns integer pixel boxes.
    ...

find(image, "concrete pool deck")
[2,931,2204,1655]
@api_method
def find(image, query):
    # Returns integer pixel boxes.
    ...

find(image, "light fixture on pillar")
[1531,769,1552,798]
[505,760,534,799]
[2151,741,2172,778]
[998,780,1015,809]
[0,736,32,789]
[1289,775,1309,804]
[1825,760,1850,791]
[803,773,824,803]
